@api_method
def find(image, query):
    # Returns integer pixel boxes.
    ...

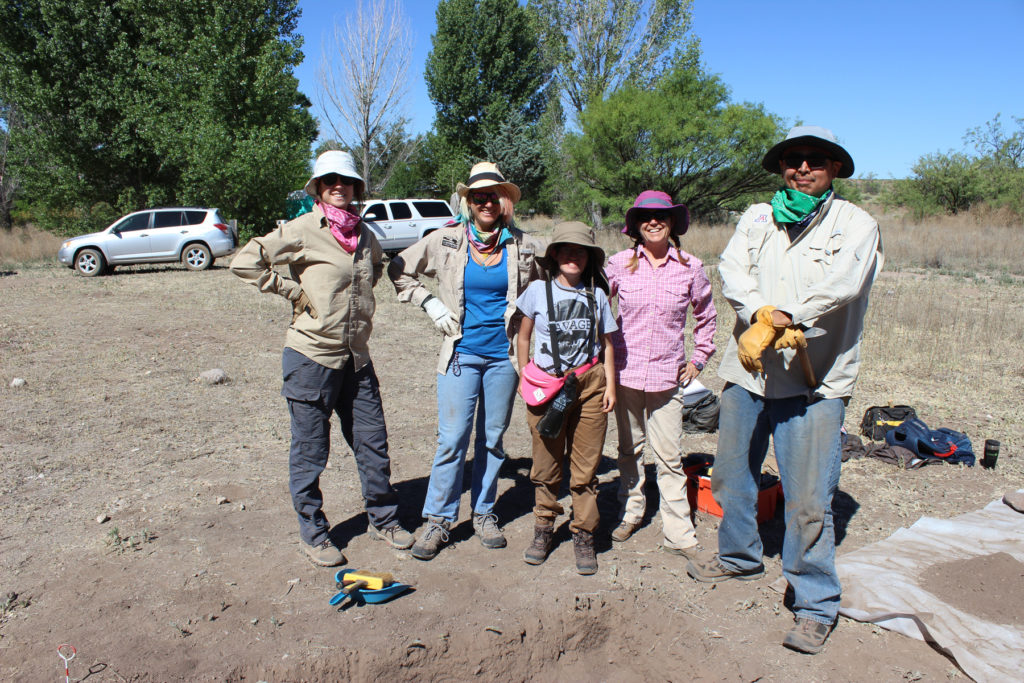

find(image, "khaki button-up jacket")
[230,205,383,371]
[388,225,547,374]
[717,194,883,400]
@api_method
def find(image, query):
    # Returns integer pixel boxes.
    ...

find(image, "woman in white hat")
[231,150,413,568]
[389,161,546,561]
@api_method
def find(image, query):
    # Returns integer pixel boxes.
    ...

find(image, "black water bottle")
[537,373,579,439]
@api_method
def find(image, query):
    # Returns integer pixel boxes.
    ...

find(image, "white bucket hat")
[761,125,854,178]
[455,161,521,203]
[303,150,365,198]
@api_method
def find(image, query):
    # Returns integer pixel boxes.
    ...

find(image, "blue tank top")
[457,248,508,358]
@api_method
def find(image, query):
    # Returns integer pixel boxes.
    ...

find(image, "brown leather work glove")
[292,290,319,322]
[774,326,807,351]
[737,321,778,373]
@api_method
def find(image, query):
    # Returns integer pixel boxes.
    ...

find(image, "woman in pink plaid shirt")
[605,190,717,557]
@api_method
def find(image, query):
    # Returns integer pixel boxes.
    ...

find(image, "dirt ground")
[1,257,1021,682]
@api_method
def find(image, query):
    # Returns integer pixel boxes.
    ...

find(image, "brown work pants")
[526,363,608,534]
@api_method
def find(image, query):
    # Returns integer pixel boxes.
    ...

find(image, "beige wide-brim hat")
[303,150,365,198]
[455,161,521,203]
[539,221,609,293]
[761,125,854,178]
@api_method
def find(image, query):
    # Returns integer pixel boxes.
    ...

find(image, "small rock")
[199,369,229,385]
[238,503,246,511]
[96,514,110,524]
[10,378,26,388]
[216,496,229,505]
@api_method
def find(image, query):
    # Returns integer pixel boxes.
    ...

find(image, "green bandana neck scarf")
[771,187,829,224]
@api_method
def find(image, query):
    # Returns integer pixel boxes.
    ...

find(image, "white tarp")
[836,493,1024,682]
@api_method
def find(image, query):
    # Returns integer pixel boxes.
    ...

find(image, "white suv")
[57,207,236,276]
[360,199,454,254]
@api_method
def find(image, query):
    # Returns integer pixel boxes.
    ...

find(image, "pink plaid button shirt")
[606,245,717,392]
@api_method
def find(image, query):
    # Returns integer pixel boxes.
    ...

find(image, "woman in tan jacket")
[231,150,413,567]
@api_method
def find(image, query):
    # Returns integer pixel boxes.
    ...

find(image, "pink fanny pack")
[519,358,598,406]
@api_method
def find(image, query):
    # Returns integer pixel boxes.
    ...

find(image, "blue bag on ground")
[885,417,975,466]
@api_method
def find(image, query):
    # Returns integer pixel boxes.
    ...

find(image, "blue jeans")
[712,383,844,625]
[422,352,519,522]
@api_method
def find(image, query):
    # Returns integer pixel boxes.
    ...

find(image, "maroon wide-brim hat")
[623,191,689,238]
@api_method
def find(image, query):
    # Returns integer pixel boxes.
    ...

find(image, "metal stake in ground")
[57,644,76,683]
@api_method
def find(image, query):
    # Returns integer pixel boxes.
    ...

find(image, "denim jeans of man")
[282,348,399,547]
[712,382,844,625]
[422,352,518,522]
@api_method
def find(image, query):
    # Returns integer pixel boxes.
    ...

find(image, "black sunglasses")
[469,191,500,206]
[782,153,831,170]
[637,209,672,223]
[320,173,357,187]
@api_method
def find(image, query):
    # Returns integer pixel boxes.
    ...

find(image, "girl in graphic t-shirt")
[515,222,617,575]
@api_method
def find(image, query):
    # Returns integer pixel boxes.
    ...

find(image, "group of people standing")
[231,125,881,655]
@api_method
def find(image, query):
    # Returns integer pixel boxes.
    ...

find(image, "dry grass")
[0,225,64,268]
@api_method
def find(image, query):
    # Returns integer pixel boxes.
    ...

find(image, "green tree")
[425,0,552,194]
[563,54,782,224]
[0,0,316,236]
[530,0,695,116]
[886,152,983,217]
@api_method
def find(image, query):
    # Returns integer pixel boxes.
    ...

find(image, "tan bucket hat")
[455,161,521,203]
[540,221,609,293]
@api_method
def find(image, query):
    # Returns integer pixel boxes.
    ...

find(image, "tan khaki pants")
[614,384,697,550]
[526,364,608,534]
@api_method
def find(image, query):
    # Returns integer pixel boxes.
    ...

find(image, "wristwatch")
[691,360,705,371]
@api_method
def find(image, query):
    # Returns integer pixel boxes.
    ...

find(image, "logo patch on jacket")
[754,214,769,223]
[441,236,459,250]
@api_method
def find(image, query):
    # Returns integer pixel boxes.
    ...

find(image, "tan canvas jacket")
[388,224,547,374]
[717,194,883,400]
[230,205,383,371]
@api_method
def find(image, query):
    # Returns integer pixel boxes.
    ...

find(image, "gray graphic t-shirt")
[516,279,617,373]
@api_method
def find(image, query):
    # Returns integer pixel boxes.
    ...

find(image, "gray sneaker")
[472,512,507,549]
[782,617,834,654]
[303,539,346,567]
[411,517,450,561]
[370,524,415,550]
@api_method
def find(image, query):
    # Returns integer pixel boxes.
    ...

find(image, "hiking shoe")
[523,523,555,565]
[686,555,764,583]
[661,544,700,561]
[303,539,346,567]
[370,524,415,550]
[411,518,450,561]
[610,519,640,542]
[783,617,834,654]
[472,512,507,549]
[573,530,598,575]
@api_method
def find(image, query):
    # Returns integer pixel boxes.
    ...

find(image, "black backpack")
[860,405,916,441]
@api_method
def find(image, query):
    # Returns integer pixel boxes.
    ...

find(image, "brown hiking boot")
[523,523,554,565]
[686,555,764,583]
[573,530,598,575]
[610,519,640,542]
[410,517,450,561]
[302,538,346,567]
[783,617,835,654]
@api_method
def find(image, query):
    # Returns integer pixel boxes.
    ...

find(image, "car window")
[389,202,412,220]
[184,210,207,225]
[362,203,388,221]
[153,211,184,228]
[412,201,453,218]
[114,213,151,232]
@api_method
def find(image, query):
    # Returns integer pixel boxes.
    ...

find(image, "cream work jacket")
[388,224,546,374]
[717,194,883,400]
[230,205,383,371]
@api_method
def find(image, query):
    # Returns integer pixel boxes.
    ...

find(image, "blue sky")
[292,0,1024,179]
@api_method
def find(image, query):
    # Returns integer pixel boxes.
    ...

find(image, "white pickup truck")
[360,198,455,254]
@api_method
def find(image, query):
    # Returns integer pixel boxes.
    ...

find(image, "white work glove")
[422,296,460,336]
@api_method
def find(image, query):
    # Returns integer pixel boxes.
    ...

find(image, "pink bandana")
[316,200,361,253]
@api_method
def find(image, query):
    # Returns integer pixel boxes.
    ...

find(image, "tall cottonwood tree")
[530,0,695,117]
[316,0,416,195]
[425,0,552,198]
[0,0,316,235]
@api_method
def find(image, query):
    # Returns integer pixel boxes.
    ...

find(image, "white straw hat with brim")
[455,161,521,203]
[761,125,854,178]
[539,221,609,293]
[303,150,365,198]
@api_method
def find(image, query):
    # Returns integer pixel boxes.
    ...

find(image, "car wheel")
[182,243,213,271]
[75,248,106,277]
